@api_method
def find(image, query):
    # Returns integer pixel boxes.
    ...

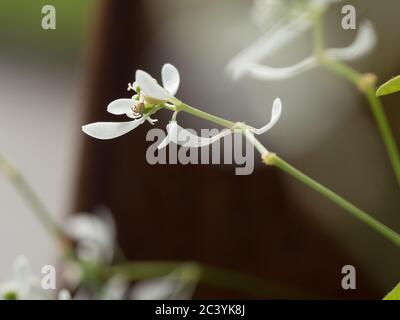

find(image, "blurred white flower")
[158,98,282,149]
[98,276,129,300]
[0,256,47,300]
[82,64,180,140]
[130,264,200,300]
[227,0,376,81]
[63,208,116,264]
[58,289,72,300]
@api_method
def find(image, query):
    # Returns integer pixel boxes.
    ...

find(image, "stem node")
[357,73,378,93]
[262,152,276,166]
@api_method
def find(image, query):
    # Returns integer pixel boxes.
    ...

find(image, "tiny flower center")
[133,102,145,114]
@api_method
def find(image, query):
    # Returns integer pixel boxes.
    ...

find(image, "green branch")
[0,154,64,241]
[109,261,324,298]
[264,153,400,248]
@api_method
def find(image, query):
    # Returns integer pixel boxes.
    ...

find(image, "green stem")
[313,10,400,186]
[179,102,235,128]
[0,154,63,240]
[313,8,325,59]
[264,152,400,248]
[365,87,400,186]
[162,100,400,248]
[109,261,324,298]
[322,58,362,84]
[322,59,400,186]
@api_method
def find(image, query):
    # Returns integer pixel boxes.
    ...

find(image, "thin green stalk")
[321,58,362,84]
[162,99,400,248]
[0,154,63,240]
[365,87,400,186]
[313,10,400,186]
[313,8,325,59]
[264,152,400,248]
[179,102,235,128]
[109,261,324,298]
[322,59,400,186]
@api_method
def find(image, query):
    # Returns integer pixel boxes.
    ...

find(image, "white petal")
[63,211,116,263]
[326,21,377,61]
[252,98,282,134]
[99,276,128,300]
[107,99,135,115]
[82,119,146,140]
[240,57,317,80]
[130,271,195,300]
[130,276,177,300]
[58,289,72,300]
[161,63,180,96]
[136,70,173,101]
[157,121,180,150]
[233,22,376,81]
[226,16,312,80]
[158,121,232,150]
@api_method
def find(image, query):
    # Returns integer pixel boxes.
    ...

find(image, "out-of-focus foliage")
[0,0,93,60]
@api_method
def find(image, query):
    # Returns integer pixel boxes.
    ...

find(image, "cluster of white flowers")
[227,0,376,81]
[0,211,197,300]
[62,210,197,300]
[83,63,282,154]
[0,256,70,300]
[82,64,180,140]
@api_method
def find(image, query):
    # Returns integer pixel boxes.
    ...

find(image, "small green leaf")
[376,75,400,96]
[383,282,400,300]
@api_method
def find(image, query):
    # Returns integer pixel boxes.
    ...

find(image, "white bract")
[0,256,47,300]
[98,276,130,300]
[227,0,376,81]
[58,289,72,300]
[130,265,199,300]
[82,64,180,140]
[158,98,282,151]
[63,209,116,264]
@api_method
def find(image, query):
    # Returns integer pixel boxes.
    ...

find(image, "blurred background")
[0,0,400,299]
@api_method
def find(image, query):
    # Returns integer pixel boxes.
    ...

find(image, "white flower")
[63,208,116,264]
[158,98,282,149]
[227,1,376,81]
[58,289,72,300]
[0,256,47,300]
[98,276,129,300]
[82,63,180,140]
[130,264,200,300]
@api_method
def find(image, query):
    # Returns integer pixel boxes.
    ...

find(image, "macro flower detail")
[82,63,180,140]
[158,98,282,149]
[227,0,376,81]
